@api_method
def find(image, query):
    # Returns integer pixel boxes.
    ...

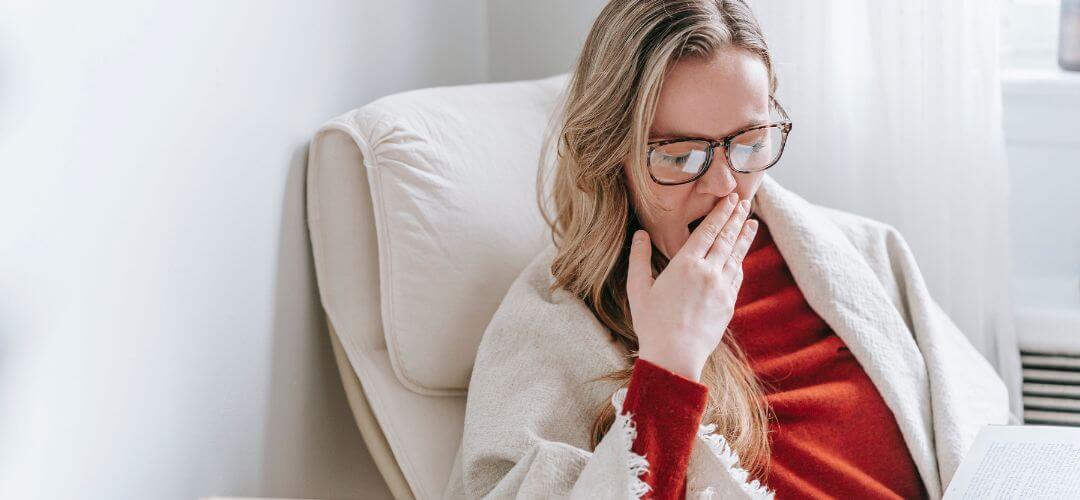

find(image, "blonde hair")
[537,0,777,482]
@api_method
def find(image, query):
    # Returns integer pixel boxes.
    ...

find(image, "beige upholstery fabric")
[306,74,568,498]
[337,73,569,395]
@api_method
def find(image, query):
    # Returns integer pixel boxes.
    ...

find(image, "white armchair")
[305,73,570,499]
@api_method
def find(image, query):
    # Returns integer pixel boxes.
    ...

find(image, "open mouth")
[688,215,706,233]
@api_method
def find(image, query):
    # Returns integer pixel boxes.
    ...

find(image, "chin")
[659,237,688,260]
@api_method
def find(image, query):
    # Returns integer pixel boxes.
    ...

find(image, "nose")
[694,144,738,196]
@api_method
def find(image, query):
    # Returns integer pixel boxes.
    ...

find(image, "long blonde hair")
[537,0,778,482]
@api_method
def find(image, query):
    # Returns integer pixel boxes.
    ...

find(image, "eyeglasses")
[645,96,792,185]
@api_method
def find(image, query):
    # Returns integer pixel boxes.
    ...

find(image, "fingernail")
[739,199,751,211]
[633,230,644,243]
[748,220,759,230]
[727,193,739,205]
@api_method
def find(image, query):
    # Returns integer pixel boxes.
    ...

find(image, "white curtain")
[752,0,1023,422]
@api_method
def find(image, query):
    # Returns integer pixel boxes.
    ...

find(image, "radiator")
[1022,351,1080,426]
[1016,296,1080,426]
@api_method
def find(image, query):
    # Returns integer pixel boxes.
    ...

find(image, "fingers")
[722,218,758,278]
[729,266,744,291]
[680,193,740,259]
[626,229,654,306]
[706,198,752,263]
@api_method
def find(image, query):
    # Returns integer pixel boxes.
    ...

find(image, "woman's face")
[624,47,771,260]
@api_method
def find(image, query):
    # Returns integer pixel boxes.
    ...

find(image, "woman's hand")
[626,193,758,382]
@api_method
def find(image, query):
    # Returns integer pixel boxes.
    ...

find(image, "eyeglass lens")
[648,125,785,183]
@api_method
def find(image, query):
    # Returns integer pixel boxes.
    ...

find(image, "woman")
[445,1,1009,499]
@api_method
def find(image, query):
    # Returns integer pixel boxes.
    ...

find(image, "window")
[1001,0,1061,69]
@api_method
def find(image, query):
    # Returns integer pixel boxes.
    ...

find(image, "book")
[943,425,1080,499]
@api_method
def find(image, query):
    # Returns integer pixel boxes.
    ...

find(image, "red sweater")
[620,216,928,500]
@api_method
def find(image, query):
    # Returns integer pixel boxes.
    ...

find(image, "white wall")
[486,0,606,82]
[0,1,487,499]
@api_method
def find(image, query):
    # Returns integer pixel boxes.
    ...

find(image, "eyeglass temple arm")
[770,95,791,123]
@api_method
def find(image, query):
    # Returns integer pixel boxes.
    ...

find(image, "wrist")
[637,349,705,382]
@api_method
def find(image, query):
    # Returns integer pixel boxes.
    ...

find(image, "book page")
[944,425,1080,499]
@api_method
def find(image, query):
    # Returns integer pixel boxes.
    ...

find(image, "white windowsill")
[1014,276,1080,354]
[1002,66,1080,98]
[1001,65,1080,144]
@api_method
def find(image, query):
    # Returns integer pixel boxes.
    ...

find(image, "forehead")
[650,48,771,139]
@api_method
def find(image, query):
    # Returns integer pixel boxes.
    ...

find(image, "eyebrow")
[649,119,769,141]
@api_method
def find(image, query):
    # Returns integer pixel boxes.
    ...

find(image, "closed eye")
[659,151,692,165]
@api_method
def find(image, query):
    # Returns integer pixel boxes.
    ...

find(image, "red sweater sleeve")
[621,357,709,500]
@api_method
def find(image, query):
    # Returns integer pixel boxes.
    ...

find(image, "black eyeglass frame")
[645,96,793,185]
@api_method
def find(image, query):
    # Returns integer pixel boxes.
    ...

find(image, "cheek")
[623,164,695,224]
[652,186,692,214]
[623,164,679,209]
